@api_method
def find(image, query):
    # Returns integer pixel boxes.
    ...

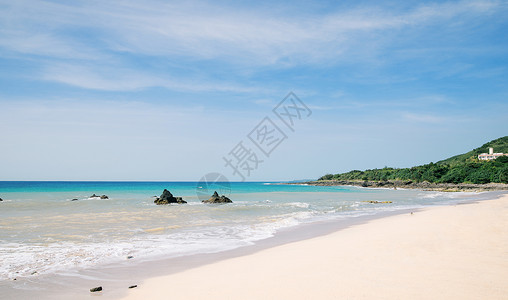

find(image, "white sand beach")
[122,194,508,300]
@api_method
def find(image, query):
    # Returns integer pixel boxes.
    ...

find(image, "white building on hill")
[478,147,508,160]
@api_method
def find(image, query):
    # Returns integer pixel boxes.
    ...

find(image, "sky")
[0,0,507,181]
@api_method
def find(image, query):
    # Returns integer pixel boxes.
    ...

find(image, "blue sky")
[0,0,507,181]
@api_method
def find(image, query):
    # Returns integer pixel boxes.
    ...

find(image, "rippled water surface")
[0,181,480,280]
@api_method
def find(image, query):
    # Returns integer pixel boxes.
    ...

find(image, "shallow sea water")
[0,181,483,281]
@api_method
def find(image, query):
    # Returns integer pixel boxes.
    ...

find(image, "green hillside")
[319,136,508,184]
[437,136,508,166]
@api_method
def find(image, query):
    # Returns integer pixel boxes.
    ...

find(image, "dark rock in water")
[127,255,134,259]
[90,286,102,292]
[0,197,3,201]
[90,194,98,198]
[90,194,108,199]
[154,189,187,205]
[100,195,108,199]
[71,198,78,201]
[202,191,233,204]
[128,285,137,289]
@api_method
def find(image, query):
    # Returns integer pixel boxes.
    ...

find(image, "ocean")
[0,181,484,282]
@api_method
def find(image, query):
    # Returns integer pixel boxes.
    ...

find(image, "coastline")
[0,202,429,300]
[2,191,506,299]
[299,179,508,192]
[121,192,508,300]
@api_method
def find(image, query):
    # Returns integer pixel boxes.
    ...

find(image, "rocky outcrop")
[296,180,508,192]
[202,191,233,204]
[90,194,109,199]
[154,189,187,205]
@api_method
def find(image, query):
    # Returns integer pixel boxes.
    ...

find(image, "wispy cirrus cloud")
[0,0,505,92]
[403,113,447,123]
[41,63,266,93]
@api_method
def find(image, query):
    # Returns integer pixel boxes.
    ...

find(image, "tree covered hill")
[437,136,508,166]
[319,136,508,184]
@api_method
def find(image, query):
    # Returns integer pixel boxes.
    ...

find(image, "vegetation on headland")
[319,136,508,185]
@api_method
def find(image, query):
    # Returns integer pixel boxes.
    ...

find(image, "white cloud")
[0,29,99,60]
[403,113,447,123]
[41,63,265,93]
[96,0,500,65]
[251,99,274,107]
[1,0,502,62]
[0,0,504,91]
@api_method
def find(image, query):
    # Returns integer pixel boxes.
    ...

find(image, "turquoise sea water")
[0,181,482,281]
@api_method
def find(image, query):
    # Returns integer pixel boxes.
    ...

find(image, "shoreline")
[296,180,508,192]
[0,204,428,299]
[2,191,505,299]
[121,191,508,300]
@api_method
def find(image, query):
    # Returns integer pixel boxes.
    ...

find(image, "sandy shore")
[122,194,508,300]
